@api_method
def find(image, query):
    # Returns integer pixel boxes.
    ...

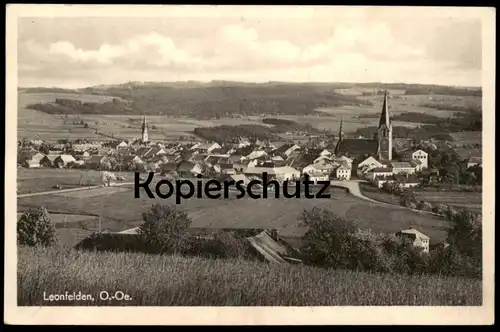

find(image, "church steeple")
[141,116,149,143]
[376,90,392,160]
[338,117,345,141]
[334,117,345,156]
[379,90,391,128]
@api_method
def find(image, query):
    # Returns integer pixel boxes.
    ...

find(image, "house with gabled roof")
[466,156,482,169]
[19,151,45,168]
[395,228,430,253]
[54,154,77,168]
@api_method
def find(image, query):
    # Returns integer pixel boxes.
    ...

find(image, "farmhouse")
[123,155,144,165]
[177,160,203,177]
[357,156,384,170]
[366,167,394,181]
[193,142,222,154]
[243,165,300,182]
[409,149,429,169]
[87,155,108,169]
[395,228,430,253]
[219,163,236,175]
[73,150,91,161]
[390,162,416,175]
[244,150,268,161]
[274,143,301,158]
[334,165,351,180]
[466,156,482,169]
[19,151,45,168]
[376,174,420,189]
[54,154,77,168]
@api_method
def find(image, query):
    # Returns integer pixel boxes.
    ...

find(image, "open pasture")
[18,185,450,243]
[18,92,120,141]
[413,191,482,213]
[354,93,481,119]
[16,168,138,194]
[449,131,482,145]
[55,186,130,199]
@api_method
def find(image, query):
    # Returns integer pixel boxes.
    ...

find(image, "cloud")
[17,19,482,87]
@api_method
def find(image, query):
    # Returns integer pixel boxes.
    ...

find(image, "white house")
[391,162,416,175]
[366,167,394,181]
[303,161,334,176]
[319,149,332,157]
[335,165,351,180]
[195,142,222,154]
[54,154,77,168]
[237,138,251,148]
[313,155,333,164]
[244,150,268,161]
[411,150,429,169]
[358,156,384,170]
[243,166,300,182]
[396,228,430,253]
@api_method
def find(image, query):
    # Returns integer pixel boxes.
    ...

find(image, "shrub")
[185,231,255,260]
[417,200,433,212]
[299,207,359,268]
[138,204,192,254]
[17,206,58,247]
[74,232,146,253]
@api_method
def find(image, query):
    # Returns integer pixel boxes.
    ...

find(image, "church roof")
[335,139,379,159]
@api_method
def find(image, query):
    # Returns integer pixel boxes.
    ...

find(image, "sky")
[17,8,483,88]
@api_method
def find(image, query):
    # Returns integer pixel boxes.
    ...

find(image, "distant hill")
[21,81,482,119]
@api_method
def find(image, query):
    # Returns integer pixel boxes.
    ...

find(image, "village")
[17,92,483,259]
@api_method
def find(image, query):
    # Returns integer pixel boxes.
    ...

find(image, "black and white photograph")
[5,4,495,325]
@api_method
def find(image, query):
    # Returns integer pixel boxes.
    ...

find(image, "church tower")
[334,117,345,156]
[141,116,149,143]
[377,91,392,160]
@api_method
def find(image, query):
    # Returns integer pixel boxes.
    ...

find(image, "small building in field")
[395,228,430,253]
[20,151,45,168]
[466,156,482,169]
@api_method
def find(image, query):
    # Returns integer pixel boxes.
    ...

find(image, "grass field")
[18,177,450,245]
[359,183,482,213]
[18,246,481,306]
[449,131,482,144]
[413,190,482,213]
[18,91,472,142]
[16,168,140,194]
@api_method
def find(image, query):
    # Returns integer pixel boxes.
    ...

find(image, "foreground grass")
[18,247,481,306]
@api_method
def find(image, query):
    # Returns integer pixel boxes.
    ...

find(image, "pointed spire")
[338,117,345,141]
[379,90,390,128]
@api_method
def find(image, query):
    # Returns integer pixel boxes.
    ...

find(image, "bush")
[75,232,146,253]
[138,204,192,254]
[185,231,255,260]
[17,206,58,247]
[417,200,433,212]
[299,207,358,268]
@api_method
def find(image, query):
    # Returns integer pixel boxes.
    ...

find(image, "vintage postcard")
[5,4,495,325]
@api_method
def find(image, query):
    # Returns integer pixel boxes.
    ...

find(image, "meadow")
[18,175,450,247]
[18,246,482,306]
[16,168,138,194]
[413,190,482,213]
[359,183,482,213]
[18,90,480,142]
